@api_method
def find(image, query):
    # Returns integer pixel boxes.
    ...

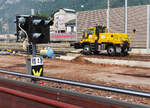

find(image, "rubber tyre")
[107,46,116,56]
[93,50,99,55]
[83,45,91,55]
[122,52,129,56]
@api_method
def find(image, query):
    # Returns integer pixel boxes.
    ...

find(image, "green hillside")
[0,0,150,33]
[35,0,150,13]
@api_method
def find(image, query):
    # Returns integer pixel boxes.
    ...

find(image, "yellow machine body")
[73,26,135,56]
[80,27,130,45]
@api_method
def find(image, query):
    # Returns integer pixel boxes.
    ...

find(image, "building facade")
[52,8,76,33]
[50,8,77,41]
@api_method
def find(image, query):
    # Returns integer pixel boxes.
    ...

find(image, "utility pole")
[81,5,84,11]
[0,21,2,34]
[31,9,35,16]
[107,0,110,32]
[125,0,128,33]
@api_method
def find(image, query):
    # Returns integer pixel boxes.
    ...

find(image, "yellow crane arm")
[129,29,136,41]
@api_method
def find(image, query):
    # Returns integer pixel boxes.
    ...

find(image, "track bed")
[0,54,150,105]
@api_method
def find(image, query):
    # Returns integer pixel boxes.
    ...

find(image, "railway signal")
[14,15,54,83]
[14,15,29,42]
[29,17,53,44]
[14,15,54,44]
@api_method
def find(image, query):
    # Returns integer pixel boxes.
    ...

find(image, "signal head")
[18,17,25,24]
[32,33,42,39]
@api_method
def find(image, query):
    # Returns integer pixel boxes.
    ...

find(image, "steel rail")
[1,78,149,108]
[0,87,81,108]
[0,69,150,98]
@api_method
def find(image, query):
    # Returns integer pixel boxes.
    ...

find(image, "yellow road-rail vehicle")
[73,26,135,56]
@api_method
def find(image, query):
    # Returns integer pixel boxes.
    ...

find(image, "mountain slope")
[0,0,150,33]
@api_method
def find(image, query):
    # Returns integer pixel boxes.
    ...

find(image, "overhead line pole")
[125,0,128,33]
[107,0,110,32]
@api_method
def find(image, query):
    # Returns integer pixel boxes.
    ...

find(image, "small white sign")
[31,57,43,66]
[89,35,92,38]
[101,35,105,39]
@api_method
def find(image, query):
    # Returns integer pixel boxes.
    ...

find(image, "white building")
[52,8,76,33]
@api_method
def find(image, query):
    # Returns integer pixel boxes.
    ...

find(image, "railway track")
[1,42,150,61]
[0,69,150,108]
[0,42,75,54]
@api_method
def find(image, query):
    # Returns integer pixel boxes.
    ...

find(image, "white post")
[124,0,128,33]
[147,5,150,54]
[76,13,78,41]
[107,0,110,32]
[81,5,84,11]
[31,9,35,16]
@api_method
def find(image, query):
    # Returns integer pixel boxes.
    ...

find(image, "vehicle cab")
[80,26,106,44]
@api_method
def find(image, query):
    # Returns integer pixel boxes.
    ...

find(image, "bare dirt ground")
[0,54,150,105]
[86,53,150,61]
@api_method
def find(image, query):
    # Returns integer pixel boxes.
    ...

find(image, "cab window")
[87,29,94,35]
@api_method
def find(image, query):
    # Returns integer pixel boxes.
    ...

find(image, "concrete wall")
[77,5,149,50]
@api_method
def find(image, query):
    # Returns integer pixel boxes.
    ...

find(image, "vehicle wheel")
[121,48,129,56]
[122,52,129,56]
[107,46,116,56]
[93,50,99,55]
[83,45,91,55]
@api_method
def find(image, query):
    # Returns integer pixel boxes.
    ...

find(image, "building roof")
[66,19,76,25]
[62,8,76,13]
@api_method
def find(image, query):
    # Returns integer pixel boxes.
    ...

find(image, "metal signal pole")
[107,0,110,32]
[125,0,128,33]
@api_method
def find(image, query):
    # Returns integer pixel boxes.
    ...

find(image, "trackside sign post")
[26,56,43,83]
[31,56,43,82]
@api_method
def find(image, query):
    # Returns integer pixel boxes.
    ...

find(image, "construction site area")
[0,42,150,107]
[1,0,150,108]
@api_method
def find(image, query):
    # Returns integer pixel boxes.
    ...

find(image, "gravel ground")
[86,54,150,61]
[0,54,150,106]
